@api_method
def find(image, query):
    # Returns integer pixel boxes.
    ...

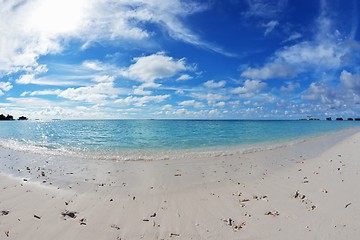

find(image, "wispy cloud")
[350,0,358,39]
[244,0,288,18]
[263,20,279,36]
[15,74,89,86]
[282,32,302,44]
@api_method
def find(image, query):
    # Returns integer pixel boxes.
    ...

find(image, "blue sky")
[0,0,360,119]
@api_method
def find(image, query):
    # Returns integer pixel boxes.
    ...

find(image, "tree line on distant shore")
[0,114,28,121]
[301,117,360,121]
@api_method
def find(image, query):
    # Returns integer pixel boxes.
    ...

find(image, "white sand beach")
[1,129,360,239]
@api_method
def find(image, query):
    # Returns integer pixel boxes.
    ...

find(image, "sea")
[0,119,359,160]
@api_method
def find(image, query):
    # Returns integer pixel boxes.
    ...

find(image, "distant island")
[0,114,28,121]
[300,116,360,121]
[0,114,14,120]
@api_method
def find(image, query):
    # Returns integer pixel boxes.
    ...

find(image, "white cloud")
[6,97,61,108]
[231,79,267,96]
[173,108,188,115]
[59,82,125,103]
[301,82,341,108]
[229,100,241,106]
[161,104,173,111]
[0,0,84,74]
[340,70,360,92]
[176,89,185,95]
[191,93,229,105]
[177,74,193,81]
[133,87,152,96]
[213,101,226,107]
[241,41,346,80]
[82,60,109,71]
[203,80,226,88]
[139,82,162,89]
[14,61,118,87]
[121,52,188,83]
[92,75,115,83]
[208,109,220,115]
[178,100,204,108]
[29,89,62,96]
[0,82,13,92]
[300,70,360,111]
[115,95,170,107]
[16,74,36,84]
[0,0,226,75]
[241,63,296,80]
[132,81,163,96]
[276,42,343,69]
[120,52,192,95]
[280,82,300,92]
[163,108,223,118]
[20,92,29,97]
[263,20,279,36]
[15,74,87,86]
[20,81,127,104]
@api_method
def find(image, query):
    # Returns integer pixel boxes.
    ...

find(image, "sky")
[0,0,360,120]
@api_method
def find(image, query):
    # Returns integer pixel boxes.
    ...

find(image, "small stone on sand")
[1,210,9,216]
[79,218,87,225]
[110,224,121,230]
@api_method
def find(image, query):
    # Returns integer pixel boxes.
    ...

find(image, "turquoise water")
[0,120,359,156]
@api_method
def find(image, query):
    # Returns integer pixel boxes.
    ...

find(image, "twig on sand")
[169,233,180,237]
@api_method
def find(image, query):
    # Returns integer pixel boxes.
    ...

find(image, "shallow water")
[0,120,359,158]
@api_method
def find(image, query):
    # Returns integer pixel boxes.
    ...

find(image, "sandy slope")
[1,130,360,239]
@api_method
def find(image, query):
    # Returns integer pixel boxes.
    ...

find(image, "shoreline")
[1,129,360,239]
[0,119,359,160]
[0,126,359,163]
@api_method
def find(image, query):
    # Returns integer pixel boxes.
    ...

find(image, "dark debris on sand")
[61,210,78,219]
